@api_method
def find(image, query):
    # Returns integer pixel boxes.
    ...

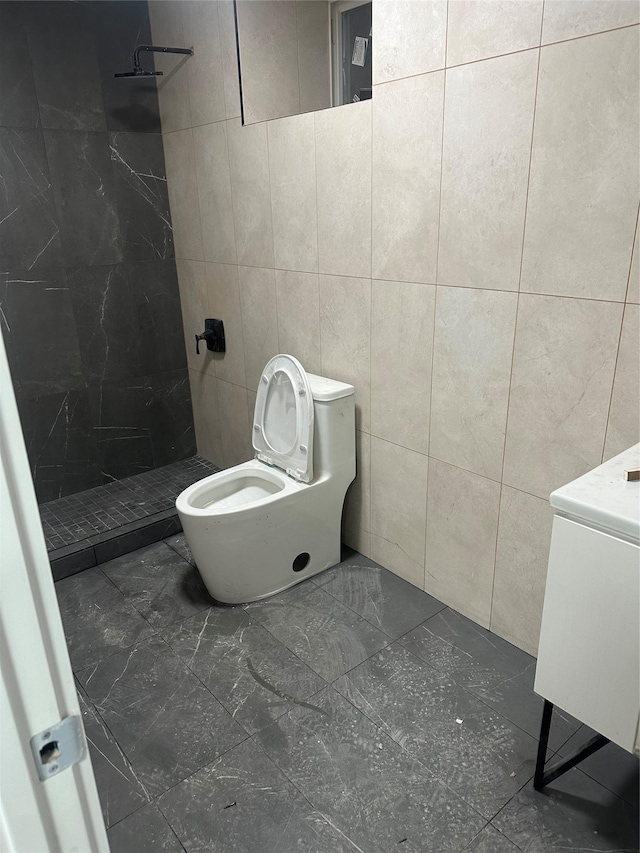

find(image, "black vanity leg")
[534,699,554,790]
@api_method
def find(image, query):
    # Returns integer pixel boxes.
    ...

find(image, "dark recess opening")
[292,552,310,572]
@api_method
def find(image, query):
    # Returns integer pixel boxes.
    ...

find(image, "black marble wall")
[0,1,195,502]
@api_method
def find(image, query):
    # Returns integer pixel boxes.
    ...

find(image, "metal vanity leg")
[534,699,610,791]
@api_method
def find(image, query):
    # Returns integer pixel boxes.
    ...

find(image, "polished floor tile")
[316,551,446,638]
[56,544,638,851]
[246,583,390,682]
[335,643,539,819]
[158,738,360,853]
[101,541,212,629]
[76,635,247,797]
[161,606,326,736]
[56,567,154,670]
[163,533,194,564]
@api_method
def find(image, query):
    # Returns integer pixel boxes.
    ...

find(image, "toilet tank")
[306,373,355,483]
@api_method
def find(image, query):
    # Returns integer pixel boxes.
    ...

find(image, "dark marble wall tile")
[0,268,84,398]
[26,2,106,132]
[131,261,185,374]
[15,389,104,502]
[88,377,155,480]
[0,128,64,270]
[148,369,195,466]
[110,132,173,261]
[92,2,162,134]
[0,3,40,129]
[45,130,123,267]
[67,264,145,384]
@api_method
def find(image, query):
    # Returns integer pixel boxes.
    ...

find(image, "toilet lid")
[252,354,314,483]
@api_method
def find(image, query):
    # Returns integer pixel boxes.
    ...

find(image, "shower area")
[0,0,215,578]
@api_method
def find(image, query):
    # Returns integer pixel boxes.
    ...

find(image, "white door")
[0,334,109,852]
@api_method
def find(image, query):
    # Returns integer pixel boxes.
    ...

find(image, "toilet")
[176,354,356,604]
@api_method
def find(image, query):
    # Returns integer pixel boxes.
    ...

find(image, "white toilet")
[176,354,355,604]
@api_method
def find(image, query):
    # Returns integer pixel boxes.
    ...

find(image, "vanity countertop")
[550,443,640,543]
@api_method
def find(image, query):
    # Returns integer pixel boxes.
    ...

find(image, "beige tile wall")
[150,0,640,656]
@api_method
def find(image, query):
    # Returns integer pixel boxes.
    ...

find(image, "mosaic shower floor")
[55,544,639,852]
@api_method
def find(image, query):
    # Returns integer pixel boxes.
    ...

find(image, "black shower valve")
[195,319,225,355]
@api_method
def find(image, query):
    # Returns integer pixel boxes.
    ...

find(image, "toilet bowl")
[176,354,355,603]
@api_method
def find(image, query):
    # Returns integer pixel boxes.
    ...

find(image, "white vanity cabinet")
[534,444,640,754]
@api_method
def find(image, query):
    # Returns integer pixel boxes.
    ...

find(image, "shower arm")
[132,44,193,75]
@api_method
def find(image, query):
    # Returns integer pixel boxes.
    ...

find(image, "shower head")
[114,69,163,78]
[114,44,193,79]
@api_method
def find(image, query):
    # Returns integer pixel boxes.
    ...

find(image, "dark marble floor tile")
[463,824,520,852]
[107,803,183,853]
[109,133,173,261]
[1,268,84,399]
[493,769,639,852]
[131,261,186,376]
[93,2,161,134]
[163,534,194,565]
[77,635,247,797]
[255,686,485,853]
[44,129,122,267]
[67,264,145,384]
[246,584,390,683]
[161,607,326,736]
[0,3,39,129]
[77,688,150,828]
[147,369,195,468]
[317,557,446,638]
[399,609,580,751]
[0,128,63,270]
[55,567,154,670]
[100,542,213,629]
[334,643,539,819]
[26,2,105,132]
[557,726,639,808]
[158,738,360,853]
[16,389,104,503]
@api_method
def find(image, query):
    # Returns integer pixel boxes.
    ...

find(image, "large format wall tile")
[238,266,279,391]
[520,28,639,300]
[216,378,252,467]
[163,128,203,261]
[189,368,222,465]
[430,287,517,481]
[319,275,371,432]
[27,2,105,132]
[45,130,123,267]
[236,0,300,125]
[372,73,443,284]
[148,1,191,133]
[227,119,275,268]
[0,128,63,270]
[343,429,371,554]
[1,268,84,398]
[93,1,161,134]
[370,437,428,588]
[275,271,321,374]
[438,50,538,292]
[193,121,236,265]
[110,131,174,262]
[206,263,246,387]
[627,217,639,303]
[218,0,242,120]
[492,486,554,655]
[268,113,318,273]
[316,102,371,279]
[425,459,501,627]
[542,0,639,43]
[447,0,543,66]
[130,260,186,376]
[373,0,446,84]
[0,3,39,129]
[603,303,640,460]
[176,260,210,374]
[503,294,623,498]
[371,280,435,455]
[181,1,226,127]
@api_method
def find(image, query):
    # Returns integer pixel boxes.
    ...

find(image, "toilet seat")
[252,354,314,483]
